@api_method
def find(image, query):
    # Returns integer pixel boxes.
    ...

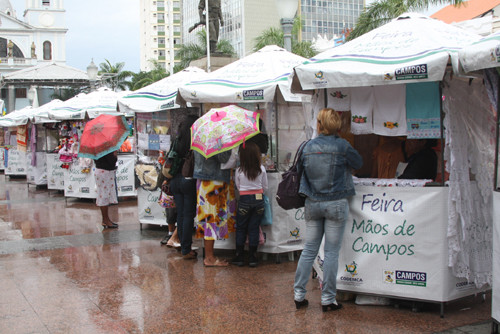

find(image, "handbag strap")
[291,140,310,169]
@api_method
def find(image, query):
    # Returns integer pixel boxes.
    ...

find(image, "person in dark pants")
[169,115,199,259]
[231,141,268,267]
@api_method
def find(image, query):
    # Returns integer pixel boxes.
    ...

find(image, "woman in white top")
[231,141,268,267]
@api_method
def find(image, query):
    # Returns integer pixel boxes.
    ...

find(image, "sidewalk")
[0,174,494,334]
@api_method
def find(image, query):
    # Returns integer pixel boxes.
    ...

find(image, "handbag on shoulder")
[276,140,309,210]
[181,150,194,178]
[162,137,183,179]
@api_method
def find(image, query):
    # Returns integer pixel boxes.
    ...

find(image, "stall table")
[26,151,47,186]
[312,184,487,317]
[5,149,27,176]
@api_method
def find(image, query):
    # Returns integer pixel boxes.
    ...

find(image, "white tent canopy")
[118,67,207,114]
[459,31,500,73]
[48,88,129,120]
[0,106,34,127]
[291,13,481,91]
[177,45,311,104]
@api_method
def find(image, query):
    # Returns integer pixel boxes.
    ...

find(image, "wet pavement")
[0,173,495,334]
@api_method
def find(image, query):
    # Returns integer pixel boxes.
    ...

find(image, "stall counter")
[26,152,47,185]
[312,185,487,304]
[5,149,27,176]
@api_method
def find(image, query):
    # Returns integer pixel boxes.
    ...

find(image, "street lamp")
[275,0,298,52]
[86,59,98,91]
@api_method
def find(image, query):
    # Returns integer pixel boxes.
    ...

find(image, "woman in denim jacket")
[293,108,363,312]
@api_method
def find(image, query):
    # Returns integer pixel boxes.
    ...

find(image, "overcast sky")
[10,1,446,75]
[12,0,141,73]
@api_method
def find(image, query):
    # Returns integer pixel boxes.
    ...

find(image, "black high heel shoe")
[322,302,342,312]
[294,299,309,309]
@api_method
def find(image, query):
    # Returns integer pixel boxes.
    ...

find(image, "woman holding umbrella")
[95,151,119,228]
[78,114,130,229]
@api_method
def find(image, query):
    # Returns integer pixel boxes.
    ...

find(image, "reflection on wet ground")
[0,174,493,333]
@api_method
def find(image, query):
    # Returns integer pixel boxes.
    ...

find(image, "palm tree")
[253,18,317,58]
[128,61,170,90]
[98,59,133,91]
[348,0,465,41]
[175,29,236,70]
[50,88,80,101]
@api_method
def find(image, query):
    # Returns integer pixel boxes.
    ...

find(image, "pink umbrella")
[190,105,260,158]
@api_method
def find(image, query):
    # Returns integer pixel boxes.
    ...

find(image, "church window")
[43,41,52,60]
[16,89,27,99]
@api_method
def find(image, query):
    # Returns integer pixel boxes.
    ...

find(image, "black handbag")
[276,140,309,210]
[181,150,194,178]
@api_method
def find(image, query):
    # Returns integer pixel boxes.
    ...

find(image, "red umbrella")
[78,114,130,159]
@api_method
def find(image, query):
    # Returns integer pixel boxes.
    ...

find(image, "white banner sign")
[313,186,484,302]
[493,192,500,322]
[46,153,65,190]
[0,147,5,170]
[212,172,308,252]
[6,149,27,175]
[26,152,47,185]
[116,154,136,197]
[137,187,167,226]
[64,161,97,199]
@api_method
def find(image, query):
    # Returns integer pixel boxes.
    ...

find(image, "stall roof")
[177,45,312,104]
[1,62,90,86]
[118,67,207,114]
[291,13,481,92]
[431,0,500,24]
[459,30,500,72]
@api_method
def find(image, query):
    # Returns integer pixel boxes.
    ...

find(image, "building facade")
[0,0,68,112]
[299,0,364,41]
[140,0,182,73]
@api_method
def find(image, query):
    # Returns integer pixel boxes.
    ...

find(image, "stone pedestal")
[189,53,237,72]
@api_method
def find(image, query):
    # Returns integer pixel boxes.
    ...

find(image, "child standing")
[231,141,268,267]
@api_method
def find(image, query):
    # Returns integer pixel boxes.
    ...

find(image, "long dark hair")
[238,141,261,181]
[176,114,198,158]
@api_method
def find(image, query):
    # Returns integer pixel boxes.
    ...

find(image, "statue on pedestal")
[189,0,224,54]
[31,42,36,59]
[7,40,13,57]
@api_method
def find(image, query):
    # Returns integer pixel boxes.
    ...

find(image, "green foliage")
[174,29,236,70]
[50,88,80,101]
[252,17,317,58]
[98,59,132,91]
[127,60,169,90]
[348,0,465,41]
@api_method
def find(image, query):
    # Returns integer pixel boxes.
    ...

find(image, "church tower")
[23,0,67,63]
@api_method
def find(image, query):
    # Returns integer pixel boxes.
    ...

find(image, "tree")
[50,88,80,101]
[98,59,133,91]
[348,0,465,41]
[127,61,170,91]
[175,29,236,70]
[253,18,317,58]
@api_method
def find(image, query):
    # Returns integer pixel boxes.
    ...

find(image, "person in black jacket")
[94,151,119,228]
[398,139,438,180]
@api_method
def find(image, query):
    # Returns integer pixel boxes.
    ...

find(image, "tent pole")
[323,88,327,107]
[494,72,500,190]
[274,97,279,171]
[439,83,445,186]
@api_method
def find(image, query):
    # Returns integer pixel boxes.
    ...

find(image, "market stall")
[177,45,312,254]
[459,30,500,330]
[118,67,207,226]
[47,88,136,198]
[290,13,490,307]
[0,106,34,177]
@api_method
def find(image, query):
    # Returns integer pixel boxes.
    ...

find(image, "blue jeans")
[235,195,265,247]
[169,175,197,255]
[294,198,348,305]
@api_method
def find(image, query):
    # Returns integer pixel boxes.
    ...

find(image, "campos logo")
[395,270,427,287]
[384,270,395,284]
[290,227,300,239]
[340,261,363,284]
[394,64,428,80]
[243,90,264,100]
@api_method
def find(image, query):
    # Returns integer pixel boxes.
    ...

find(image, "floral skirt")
[95,168,118,207]
[195,179,236,240]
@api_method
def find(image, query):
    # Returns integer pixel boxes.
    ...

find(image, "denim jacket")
[298,134,362,201]
[193,150,231,183]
